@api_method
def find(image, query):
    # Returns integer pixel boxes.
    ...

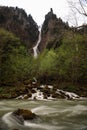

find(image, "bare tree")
[66,0,87,26]
[67,0,87,17]
[78,0,87,16]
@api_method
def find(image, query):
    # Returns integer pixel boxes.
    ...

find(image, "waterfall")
[33,27,41,58]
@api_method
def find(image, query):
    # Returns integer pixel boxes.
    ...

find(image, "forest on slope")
[0,6,87,98]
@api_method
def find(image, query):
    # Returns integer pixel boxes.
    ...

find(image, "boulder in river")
[12,108,37,124]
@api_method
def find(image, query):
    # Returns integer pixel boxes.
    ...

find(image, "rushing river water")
[0,99,87,130]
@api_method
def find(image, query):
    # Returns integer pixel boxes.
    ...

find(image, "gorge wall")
[0,6,86,53]
[38,8,69,52]
[0,6,39,49]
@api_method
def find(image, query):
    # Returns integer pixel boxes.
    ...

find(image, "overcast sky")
[0,0,87,26]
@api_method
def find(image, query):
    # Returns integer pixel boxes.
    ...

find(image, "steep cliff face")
[0,6,39,49]
[38,9,69,52]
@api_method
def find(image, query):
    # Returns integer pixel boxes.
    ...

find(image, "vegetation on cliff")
[0,6,39,49]
[0,28,34,85]
[36,31,87,85]
[0,7,87,98]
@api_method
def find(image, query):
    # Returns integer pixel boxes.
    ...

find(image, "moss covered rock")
[13,108,37,120]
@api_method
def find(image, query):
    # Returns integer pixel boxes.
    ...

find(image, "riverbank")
[0,79,87,99]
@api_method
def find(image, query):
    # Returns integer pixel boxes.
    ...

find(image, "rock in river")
[12,108,37,125]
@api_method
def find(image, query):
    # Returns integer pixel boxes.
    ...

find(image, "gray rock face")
[0,6,39,49]
[38,9,69,52]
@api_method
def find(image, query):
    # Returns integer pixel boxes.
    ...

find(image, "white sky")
[0,0,87,26]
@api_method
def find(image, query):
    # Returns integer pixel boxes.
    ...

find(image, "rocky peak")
[38,8,69,52]
[45,8,56,19]
[41,8,57,34]
[0,6,39,49]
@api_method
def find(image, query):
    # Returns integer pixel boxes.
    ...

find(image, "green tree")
[0,28,33,84]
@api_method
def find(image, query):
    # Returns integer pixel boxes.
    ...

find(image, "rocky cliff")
[0,6,39,49]
[38,8,69,52]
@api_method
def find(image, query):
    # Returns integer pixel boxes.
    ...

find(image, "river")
[0,99,87,130]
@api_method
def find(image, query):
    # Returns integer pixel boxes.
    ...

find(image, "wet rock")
[27,92,32,97]
[12,109,37,121]
[31,89,36,93]
[65,92,80,99]
[10,92,18,98]
[24,95,29,99]
[15,84,80,100]
[56,89,80,99]
[12,112,24,125]
[52,93,59,98]
[23,92,32,99]
[43,93,48,99]
[42,85,50,94]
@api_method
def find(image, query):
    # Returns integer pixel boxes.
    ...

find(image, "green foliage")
[38,49,57,76]
[56,32,87,83]
[35,31,87,84]
[0,28,33,84]
[62,85,77,92]
[0,28,87,86]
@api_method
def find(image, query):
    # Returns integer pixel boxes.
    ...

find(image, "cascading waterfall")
[33,27,41,58]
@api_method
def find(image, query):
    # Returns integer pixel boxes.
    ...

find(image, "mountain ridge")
[0,6,39,50]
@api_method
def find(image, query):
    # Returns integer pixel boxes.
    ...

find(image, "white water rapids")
[0,99,87,130]
[33,27,41,58]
